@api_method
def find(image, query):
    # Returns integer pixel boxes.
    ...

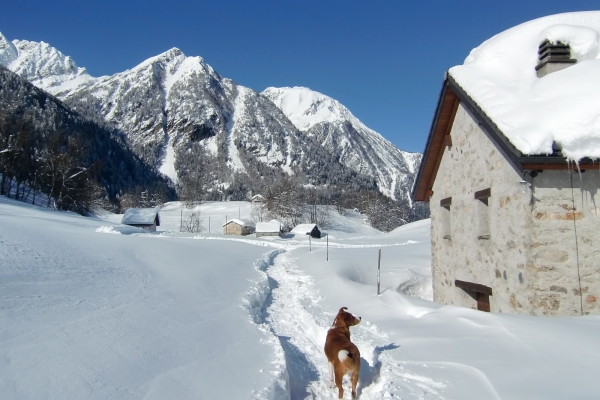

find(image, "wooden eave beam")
[521,160,599,171]
[425,95,459,201]
[412,78,459,202]
[455,279,493,296]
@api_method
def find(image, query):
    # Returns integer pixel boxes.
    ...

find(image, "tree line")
[248,176,428,233]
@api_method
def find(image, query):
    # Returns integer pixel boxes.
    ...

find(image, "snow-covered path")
[261,248,448,399]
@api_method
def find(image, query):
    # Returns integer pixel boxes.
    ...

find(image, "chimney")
[535,40,577,78]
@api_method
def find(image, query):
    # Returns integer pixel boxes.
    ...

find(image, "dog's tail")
[338,349,358,364]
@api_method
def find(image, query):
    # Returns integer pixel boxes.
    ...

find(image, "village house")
[412,13,600,316]
[291,223,321,238]
[256,220,282,238]
[121,208,161,232]
[251,194,264,203]
[223,219,254,235]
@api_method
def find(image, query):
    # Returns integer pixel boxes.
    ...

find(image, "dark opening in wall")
[440,197,452,239]
[474,188,491,240]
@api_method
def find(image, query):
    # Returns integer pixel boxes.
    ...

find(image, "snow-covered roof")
[251,194,264,200]
[121,208,160,225]
[222,218,254,228]
[449,11,600,161]
[291,223,319,234]
[256,221,281,233]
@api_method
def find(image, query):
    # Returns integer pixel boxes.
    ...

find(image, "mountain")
[262,86,421,201]
[0,32,419,203]
[0,64,173,212]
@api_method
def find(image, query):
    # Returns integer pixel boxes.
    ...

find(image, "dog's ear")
[339,307,348,313]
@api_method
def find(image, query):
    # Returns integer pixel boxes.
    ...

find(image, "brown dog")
[324,307,361,399]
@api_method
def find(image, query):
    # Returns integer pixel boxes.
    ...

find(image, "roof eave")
[411,74,458,202]
[412,73,526,203]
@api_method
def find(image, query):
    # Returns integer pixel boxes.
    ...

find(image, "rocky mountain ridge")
[0,32,420,203]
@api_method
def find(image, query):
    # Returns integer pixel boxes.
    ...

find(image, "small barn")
[223,219,255,235]
[251,194,264,203]
[121,208,161,232]
[291,223,321,238]
[256,220,282,237]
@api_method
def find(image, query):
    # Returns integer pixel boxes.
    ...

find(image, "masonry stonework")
[430,103,600,316]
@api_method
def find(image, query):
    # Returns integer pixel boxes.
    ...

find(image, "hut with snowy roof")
[291,223,321,238]
[223,219,254,235]
[121,208,161,232]
[256,220,282,237]
[412,12,600,317]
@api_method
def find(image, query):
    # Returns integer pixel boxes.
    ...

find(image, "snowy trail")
[261,248,449,399]
[93,230,496,398]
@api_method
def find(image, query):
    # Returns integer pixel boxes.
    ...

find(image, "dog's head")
[332,307,361,328]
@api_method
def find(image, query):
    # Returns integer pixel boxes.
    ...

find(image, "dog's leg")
[351,369,359,398]
[328,362,335,388]
[335,369,344,399]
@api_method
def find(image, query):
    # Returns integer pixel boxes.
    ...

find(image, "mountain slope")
[0,32,418,202]
[262,86,421,201]
[0,64,172,209]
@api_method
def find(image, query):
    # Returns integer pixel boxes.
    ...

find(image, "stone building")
[412,16,600,316]
[223,219,254,235]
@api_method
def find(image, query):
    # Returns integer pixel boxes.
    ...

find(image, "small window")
[440,197,452,239]
[474,188,491,239]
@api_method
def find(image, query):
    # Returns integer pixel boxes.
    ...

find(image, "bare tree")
[250,201,268,223]
[265,176,303,228]
[180,209,204,233]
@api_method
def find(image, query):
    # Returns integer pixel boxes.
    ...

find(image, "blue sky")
[1,1,597,153]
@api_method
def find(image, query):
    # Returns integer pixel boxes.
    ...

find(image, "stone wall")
[430,103,600,316]
[430,103,533,314]
[529,169,600,316]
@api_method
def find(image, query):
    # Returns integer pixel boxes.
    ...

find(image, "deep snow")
[450,11,600,161]
[1,197,599,399]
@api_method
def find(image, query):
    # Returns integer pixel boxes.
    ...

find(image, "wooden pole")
[225,215,227,234]
[327,235,329,261]
[309,235,311,252]
[209,216,211,234]
[239,207,240,219]
[180,208,183,232]
[377,248,381,295]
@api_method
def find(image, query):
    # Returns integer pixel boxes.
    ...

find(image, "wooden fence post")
[377,248,381,295]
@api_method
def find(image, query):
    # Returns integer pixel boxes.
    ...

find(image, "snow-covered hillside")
[263,87,421,200]
[1,196,598,399]
[0,32,419,201]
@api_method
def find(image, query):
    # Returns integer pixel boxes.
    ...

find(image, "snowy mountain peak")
[0,36,92,94]
[262,86,353,131]
[0,32,421,203]
[10,39,87,81]
[262,86,421,201]
[136,47,186,69]
[0,32,18,66]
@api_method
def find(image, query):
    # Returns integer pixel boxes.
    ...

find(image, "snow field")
[2,198,600,399]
